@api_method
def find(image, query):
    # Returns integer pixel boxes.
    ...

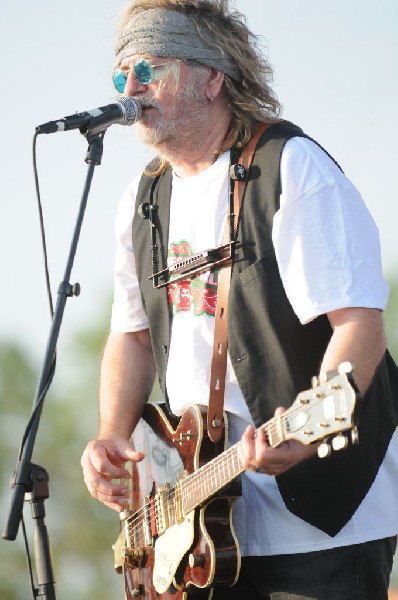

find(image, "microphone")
[36,96,142,135]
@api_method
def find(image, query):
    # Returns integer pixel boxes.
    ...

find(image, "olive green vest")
[132,122,398,536]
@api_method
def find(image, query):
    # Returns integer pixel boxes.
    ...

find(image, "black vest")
[132,122,398,536]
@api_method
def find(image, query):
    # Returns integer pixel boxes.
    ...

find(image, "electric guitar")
[113,363,358,599]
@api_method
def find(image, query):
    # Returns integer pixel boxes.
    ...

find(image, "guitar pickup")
[155,484,171,535]
[143,495,154,547]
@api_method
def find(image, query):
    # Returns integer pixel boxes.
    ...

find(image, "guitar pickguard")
[153,510,195,593]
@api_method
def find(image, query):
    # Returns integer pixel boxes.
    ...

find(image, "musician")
[81,1,398,597]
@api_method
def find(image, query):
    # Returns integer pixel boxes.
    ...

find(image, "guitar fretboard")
[180,416,282,513]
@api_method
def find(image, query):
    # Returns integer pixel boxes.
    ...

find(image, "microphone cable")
[17,131,57,600]
[18,132,57,462]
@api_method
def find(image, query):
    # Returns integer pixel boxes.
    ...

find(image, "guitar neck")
[179,363,357,513]
[180,417,281,514]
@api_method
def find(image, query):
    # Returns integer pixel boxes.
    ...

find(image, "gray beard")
[135,79,210,157]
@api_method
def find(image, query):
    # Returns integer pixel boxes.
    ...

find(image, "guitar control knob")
[189,553,205,568]
[122,547,145,568]
[122,547,133,568]
[132,584,144,597]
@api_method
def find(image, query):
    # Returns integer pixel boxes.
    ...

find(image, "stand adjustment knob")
[132,584,144,597]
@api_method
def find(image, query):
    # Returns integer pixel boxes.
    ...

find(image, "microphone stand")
[2,127,106,599]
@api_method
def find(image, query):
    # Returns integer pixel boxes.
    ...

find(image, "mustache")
[136,96,163,112]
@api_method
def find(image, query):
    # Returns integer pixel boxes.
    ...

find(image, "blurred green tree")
[385,273,398,362]
[0,304,126,599]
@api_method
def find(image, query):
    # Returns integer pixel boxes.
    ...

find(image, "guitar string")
[123,394,337,539]
[124,445,240,534]
[124,404,309,540]
[123,409,298,540]
[124,433,247,536]
[124,408,334,544]
[124,445,242,542]
[124,400,331,543]
[123,390,350,542]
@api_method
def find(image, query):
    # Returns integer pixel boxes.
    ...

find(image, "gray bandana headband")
[115,8,241,82]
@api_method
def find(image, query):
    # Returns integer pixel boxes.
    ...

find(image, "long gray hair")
[117,0,282,154]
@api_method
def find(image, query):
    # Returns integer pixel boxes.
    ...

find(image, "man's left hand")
[238,408,317,476]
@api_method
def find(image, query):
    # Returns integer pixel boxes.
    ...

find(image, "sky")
[0,0,397,361]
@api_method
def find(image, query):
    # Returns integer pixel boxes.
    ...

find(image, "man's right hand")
[81,436,145,511]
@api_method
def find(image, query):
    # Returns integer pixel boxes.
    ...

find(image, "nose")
[124,70,148,96]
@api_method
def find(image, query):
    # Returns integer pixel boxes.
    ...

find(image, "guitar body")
[118,403,241,600]
[114,366,358,599]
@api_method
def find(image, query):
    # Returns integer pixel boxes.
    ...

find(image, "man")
[81,1,398,598]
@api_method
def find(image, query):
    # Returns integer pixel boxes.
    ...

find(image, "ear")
[205,69,225,101]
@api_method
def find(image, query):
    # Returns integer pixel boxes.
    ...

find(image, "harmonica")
[150,242,234,288]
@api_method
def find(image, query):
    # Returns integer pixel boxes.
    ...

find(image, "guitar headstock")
[282,362,359,458]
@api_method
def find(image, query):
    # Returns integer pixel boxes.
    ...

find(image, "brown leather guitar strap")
[207,122,269,442]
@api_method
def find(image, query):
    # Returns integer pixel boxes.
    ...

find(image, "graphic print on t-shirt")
[167,240,218,317]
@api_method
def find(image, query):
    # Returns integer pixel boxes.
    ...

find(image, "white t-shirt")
[111,137,398,555]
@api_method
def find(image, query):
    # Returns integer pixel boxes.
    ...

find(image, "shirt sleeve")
[272,137,389,324]
[110,177,149,332]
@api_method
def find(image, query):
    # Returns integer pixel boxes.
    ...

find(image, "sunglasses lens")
[134,59,153,85]
[113,69,127,93]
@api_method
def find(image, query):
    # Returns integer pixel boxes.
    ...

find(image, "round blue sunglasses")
[113,58,178,93]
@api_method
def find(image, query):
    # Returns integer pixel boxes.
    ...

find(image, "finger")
[87,441,143,480]
[93,488,132,512]
[93,475,130,497]
[238,425,257,469]
[81,448,132,498]
[274,406,286,417]
[124,447,146,463]
[103,499,131,512]
[81,445,128,482]
[82,461,129,497]
[84,472,133,509]
[250,427,267,466]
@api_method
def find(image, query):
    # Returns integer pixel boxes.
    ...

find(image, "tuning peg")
[351,427,359,445]
[332,434,348,451]
[311,375,319,389]
[338,361,354,375]
[317,442,331,459]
